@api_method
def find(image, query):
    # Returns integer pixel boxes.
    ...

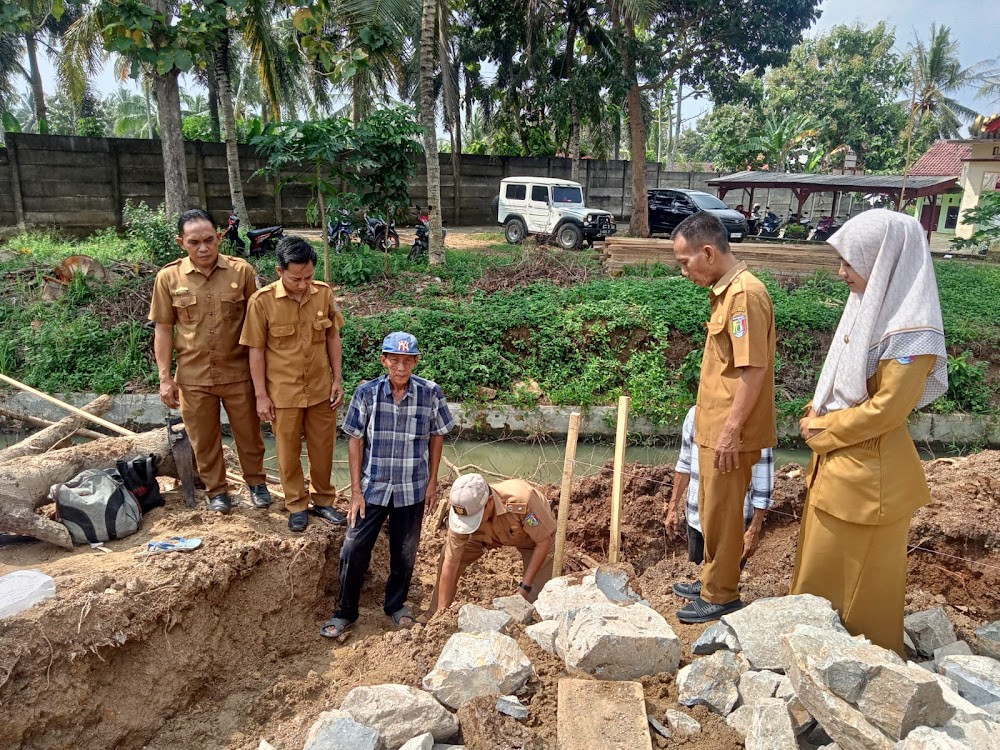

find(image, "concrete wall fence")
[1,132,854,234]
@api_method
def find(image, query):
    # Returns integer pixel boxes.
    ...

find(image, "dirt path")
[2,453,1000,749]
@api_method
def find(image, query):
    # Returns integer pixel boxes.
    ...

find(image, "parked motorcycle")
[223,209,283,257]
[357,214,400,252]
[758,208,782,238]
[327,210,354,253]
[408,205,447,261]
[810,215,844,241]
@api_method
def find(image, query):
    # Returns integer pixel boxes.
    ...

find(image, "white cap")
[448,473,491,535]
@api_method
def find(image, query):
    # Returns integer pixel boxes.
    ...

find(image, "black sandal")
[676,596,743,624]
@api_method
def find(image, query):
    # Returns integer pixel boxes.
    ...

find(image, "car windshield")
[552,186,583,203]
[689,193,731,211]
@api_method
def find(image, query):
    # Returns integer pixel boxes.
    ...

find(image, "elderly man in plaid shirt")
[321,331,454,638]
[665,405,774,601]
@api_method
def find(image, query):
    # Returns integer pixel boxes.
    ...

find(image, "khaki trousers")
[425,542,554,617]
[272,400,337,513]
[790,502,911,655]
[698,446,760,605]
[178,380,266,498]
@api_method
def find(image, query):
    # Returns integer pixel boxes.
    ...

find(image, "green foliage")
[934,352,992,414]
[951,192,1000,253]
[122,200,179,266]
[783,223,809,240]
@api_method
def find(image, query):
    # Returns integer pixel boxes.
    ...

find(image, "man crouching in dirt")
[426,473,557,617]
[320,332,454,639]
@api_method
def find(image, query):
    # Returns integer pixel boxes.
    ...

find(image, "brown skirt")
[789,501,912,655]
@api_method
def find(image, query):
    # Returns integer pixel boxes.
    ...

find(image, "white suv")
[493,177,617,250]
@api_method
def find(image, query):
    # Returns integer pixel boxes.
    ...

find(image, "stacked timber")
[601,237,842,276]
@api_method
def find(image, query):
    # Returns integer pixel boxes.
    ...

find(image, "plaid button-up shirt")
[676,406,774,532]
[342,374,454,507]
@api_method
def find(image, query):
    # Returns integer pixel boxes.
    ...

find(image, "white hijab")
[812,209,948,416]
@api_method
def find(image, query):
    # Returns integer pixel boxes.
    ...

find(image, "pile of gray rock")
[259,571,1000,750]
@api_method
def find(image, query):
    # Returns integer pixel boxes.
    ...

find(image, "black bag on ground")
[116,455,164,513]
[52,468,143,545]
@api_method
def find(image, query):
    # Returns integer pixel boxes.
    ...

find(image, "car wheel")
[504,217,527,245]
[557,223,583,251]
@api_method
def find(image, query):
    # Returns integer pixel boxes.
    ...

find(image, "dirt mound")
[3,453,1000,750]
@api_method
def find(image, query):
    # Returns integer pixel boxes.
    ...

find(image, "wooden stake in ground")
[0,396,112,463]
[553,411,581,576]
[608,396,630,564]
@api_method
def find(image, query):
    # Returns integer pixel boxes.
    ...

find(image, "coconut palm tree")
[419,0,444,264]
[109,86,157,137]
[749,114,820,172]
[910,24,987,139]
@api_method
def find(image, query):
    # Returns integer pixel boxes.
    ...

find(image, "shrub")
[123,201,179,266]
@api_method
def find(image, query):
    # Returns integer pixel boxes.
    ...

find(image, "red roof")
[909,140,972,177]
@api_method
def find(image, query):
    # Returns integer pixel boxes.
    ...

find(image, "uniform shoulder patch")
[524,512,540,527]
[731,313,748,338]
[896,356,914,365]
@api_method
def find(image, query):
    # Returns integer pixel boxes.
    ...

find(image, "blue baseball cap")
[381,331,420,356]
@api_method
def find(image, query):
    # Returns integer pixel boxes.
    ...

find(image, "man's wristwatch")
[519,582,533,593]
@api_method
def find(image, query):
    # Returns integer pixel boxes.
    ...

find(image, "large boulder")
[533,573,617,621]
[897,720,1000,750]
[937,656,1000,710]
[525,621,559,654]
[692,621,742,656]
[781,625,955,750]
[722,594,845,672]
[399,736,434,750]
[423,632,534,710]
[904,608,958,659]
[974,621,1000,661]
[458,604,512,634]
[340,684,459,750]
[739,670,785,707]
[745,698,798,750]
[664,709,701,737]
[677,650,742,716]
[555,602,681,680]
[493,595,535,625]
[304,710,385,750]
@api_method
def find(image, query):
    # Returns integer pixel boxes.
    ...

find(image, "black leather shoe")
[311,505,347,526]
[249,483,272,509]
[677,596,743,624]
[207,493,232,514]
[672,580,702,600]
[288,511,309,532]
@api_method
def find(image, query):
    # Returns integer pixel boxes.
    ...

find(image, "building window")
[945,206,960,230]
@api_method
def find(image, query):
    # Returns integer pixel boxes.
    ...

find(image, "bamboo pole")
[608,395,630,564]
[553,411,581,576]
[0,373,279,496]
[0,406,107,440]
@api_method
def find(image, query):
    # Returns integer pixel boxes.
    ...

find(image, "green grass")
[0,229,153,268]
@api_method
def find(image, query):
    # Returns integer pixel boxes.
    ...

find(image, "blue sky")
[26,0,1000,122]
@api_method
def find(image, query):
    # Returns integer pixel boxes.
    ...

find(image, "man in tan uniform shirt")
[672,212,776,623]
[429,473,557,615]
[149,208,268,514]
[240,235,347,532]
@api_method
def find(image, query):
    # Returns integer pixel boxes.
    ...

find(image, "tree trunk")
[216,32,249,225]
[154,69,189,220]
[24,33,47,130]
[617,16,648,237]
[0,428,192,548]
[671,76,683,171]
[420,0,445,265]
[564,8,581,182]
[206,58,222,142]
[0,396,112,465]
[437,1,461,226]
[143,77,156,138]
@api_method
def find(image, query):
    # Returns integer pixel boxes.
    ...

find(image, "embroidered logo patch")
[524,512,540,527]
[396,339,411,352]
[452,505,467,516]
[731,314,748,338]
[896,356,914,365]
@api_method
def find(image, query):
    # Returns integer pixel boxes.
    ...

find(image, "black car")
[648,188,749,242]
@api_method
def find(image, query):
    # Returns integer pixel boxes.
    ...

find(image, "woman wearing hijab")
[791,209,948,655]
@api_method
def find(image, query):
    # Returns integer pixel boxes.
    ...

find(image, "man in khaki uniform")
[429,473,557,615]
[240,235,347,532]
[149,208,268,514]
[672,212,776,623]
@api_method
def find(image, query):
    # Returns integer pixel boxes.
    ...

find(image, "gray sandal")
[390,607,415,628]
[320,617,354,639]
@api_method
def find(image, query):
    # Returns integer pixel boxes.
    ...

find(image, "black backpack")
[116,455,164,514]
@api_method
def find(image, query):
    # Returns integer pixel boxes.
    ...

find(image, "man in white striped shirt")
[665,405,774,600]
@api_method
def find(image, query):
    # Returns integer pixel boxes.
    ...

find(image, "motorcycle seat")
[248,226,281,239]
[365,216,382,227]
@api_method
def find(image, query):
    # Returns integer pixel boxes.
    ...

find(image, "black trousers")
[688,523,749,571]
[335,494,425,622]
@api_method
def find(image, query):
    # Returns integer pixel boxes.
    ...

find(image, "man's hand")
[665,501,683,538]
[158,378,180,409]
[255,394,276,422]
[425,479,439,513]
[329,378,344,410]
[714,424,741,474]
[348,489,366,528]
[743,521,763,559]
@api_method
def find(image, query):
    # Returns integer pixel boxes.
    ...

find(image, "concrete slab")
[557,678,652,750]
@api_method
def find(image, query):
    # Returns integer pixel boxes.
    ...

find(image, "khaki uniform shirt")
[239,280,345,408]
[695,261,777,451]
[148,254,258,386]
[443,479,557,563]
[805,355,935,526]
